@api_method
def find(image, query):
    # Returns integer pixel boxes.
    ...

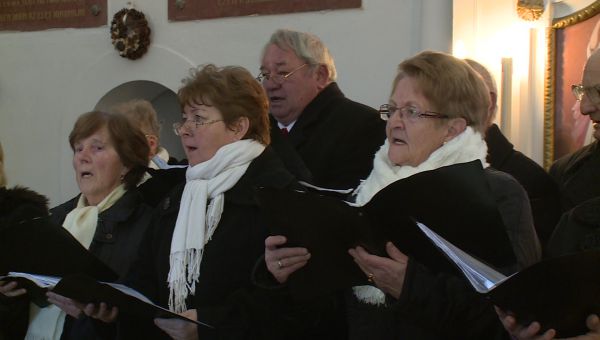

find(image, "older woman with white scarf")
[265,51,542,339]
[77,64,299,339]
[0,111,152,339]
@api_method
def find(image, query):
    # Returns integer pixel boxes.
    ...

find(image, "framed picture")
[544,2,600,169]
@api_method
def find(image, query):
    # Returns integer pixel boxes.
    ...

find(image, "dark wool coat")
[346,168,539,340]
[485,123,562,245]
[118,148,335,340]
[50,189,154,340]
[547,196,600,257]
[270,82,386,190]
[550,140,600,212]
[0,186,50,340]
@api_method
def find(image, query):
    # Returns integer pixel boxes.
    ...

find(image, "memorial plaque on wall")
[0,0,107,32]
[168,0,361,21]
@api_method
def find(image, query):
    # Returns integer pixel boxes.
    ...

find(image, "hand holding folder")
[0,272,213,327]
[416,221,600,338]
[256,161,515,300]
[0,216,213,327]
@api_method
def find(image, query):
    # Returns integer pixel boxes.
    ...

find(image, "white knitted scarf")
[26,185,126,340]
[168,139,265,313]
[352,126,489,305]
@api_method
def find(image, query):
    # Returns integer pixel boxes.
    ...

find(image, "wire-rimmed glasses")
[572,84,600,103]
[256,63,308,84]
[379,104,449,123]
[172,117,223,136]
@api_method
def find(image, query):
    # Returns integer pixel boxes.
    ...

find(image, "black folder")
[0,216,116,281]
[256,160,515,300]
[487,250,600,337]
[52,273,213,328]
[417,221,600,337]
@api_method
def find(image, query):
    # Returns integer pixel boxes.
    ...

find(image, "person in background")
[0,111,154,339]
[265,51,541,339]
[113,99,187,207]
[113,98,174,170]
[258,28,386,189]
[550,49,600,213]
[498,49,600,340]
[464,59,561,246]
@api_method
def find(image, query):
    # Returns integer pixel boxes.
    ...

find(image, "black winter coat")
[118,147,326,340]
[346,168,540,340]
[550,140,600,212]
[0,186,49,340]
[485,123,561,245]
[51,189,153,340]
[270,82,386,190]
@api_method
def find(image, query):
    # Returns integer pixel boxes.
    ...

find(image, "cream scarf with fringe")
[168,139,265,313]
[25,184,126,340]
[352,127,488,305]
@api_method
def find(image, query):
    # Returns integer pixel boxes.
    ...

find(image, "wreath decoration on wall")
[110,8,151,60]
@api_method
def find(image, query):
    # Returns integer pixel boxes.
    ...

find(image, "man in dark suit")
[465,59,560,246]
[258,29,386,190]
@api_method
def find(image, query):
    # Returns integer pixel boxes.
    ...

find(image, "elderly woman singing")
[265,51,542,339]
[0,111,153,339]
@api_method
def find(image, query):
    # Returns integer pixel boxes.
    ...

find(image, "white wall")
[452,0,597,166]
[0,0,452,206]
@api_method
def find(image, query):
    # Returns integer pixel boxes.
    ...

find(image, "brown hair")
[178,64,270,145]
[68,111,149,189]
[393,51,490,134]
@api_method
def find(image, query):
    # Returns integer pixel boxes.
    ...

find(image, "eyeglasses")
[572,84,600,103]
[379,104,449,122]
[172,117,223,136]
[256,63,308,84]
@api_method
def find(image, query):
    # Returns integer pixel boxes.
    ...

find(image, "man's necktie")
[280,127,289,136]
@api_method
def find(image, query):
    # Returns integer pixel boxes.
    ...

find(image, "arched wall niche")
[94,80,185,161]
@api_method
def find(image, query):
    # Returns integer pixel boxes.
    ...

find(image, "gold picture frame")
[544,1,600,169]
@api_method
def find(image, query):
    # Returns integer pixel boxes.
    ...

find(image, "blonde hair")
[113,99,161,139]
[464,58,498,125]
[393,51,490,134]
[0,142,6,187]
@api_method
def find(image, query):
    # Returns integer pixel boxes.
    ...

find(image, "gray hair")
[263,28,337,82]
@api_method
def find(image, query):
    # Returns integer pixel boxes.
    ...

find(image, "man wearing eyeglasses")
[499,50,600,340]
[549,48,600,213]
[258,29,385,190]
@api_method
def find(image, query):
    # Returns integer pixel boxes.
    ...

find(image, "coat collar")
[485,123,514,167]
[54,189,141,224]
[271,82,345,147]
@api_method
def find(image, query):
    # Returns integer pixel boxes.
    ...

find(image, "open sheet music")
[0,272,212,328]
[416,221,600,337]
